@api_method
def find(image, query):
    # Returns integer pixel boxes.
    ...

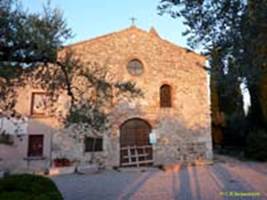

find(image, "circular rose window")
[127,59,144,76]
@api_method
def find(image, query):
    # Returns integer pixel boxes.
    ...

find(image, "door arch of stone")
[120,118,153,167]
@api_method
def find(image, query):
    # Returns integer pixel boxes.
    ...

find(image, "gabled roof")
[63,26,204,59]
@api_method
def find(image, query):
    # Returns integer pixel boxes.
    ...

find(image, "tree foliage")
[0,0,71,72]
[0,0,142,136]
[245,129,267,161]
[0,0,72,114]
[159,0,267,152]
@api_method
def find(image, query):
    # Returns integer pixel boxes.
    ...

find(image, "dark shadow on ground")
[176,167,193,199]
[211,163,255,194]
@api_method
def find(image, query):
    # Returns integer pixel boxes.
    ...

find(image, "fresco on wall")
[31,92,49,115]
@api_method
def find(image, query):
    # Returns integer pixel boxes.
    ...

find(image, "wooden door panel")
[120,118,153,167]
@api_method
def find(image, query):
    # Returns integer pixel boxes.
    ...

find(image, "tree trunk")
[247,83,265,129]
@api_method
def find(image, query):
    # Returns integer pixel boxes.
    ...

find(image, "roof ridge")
[149,27,160,38]
[62,26,204,59]
[64,26,147,49]
[159,37,203,58]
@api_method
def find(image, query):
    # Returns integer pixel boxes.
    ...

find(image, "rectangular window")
[30,92,49,116]
[28,135,44,157]
[84,137,103,152]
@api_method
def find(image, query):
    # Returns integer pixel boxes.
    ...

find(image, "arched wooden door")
[120,118,153,167]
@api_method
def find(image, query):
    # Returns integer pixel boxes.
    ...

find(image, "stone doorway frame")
[119,118,153,167]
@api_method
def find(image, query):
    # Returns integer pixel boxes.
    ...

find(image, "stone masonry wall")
[0,26,212,171]
[60,26,212,166]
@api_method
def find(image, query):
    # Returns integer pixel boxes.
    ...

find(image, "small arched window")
[160,84,172,108]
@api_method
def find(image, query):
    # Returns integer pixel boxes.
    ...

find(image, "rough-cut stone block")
[77,164,98,174]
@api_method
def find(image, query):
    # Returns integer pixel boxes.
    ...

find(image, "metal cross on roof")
[130,17,137,26]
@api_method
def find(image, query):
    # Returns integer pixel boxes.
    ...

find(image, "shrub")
[0,174,63,200]
[245,129,267,161]
[0,131,14,145]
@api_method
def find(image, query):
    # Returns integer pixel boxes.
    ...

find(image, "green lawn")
[0,174,63,200]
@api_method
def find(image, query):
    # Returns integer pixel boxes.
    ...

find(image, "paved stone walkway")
[52,158,267,200]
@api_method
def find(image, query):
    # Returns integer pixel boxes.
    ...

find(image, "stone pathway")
[52,158,267,200]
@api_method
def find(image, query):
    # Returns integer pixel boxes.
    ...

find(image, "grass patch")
[0,174,63,200]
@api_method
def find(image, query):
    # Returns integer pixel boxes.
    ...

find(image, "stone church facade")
[0,26,212,172]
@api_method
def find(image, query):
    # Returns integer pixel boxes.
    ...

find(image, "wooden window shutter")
[28,135,44,157]
[84,137,103,152]
[160,84,172,107]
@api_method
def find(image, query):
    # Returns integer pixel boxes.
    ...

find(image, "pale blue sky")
[20,1,252,111]
[22,0,188,48]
